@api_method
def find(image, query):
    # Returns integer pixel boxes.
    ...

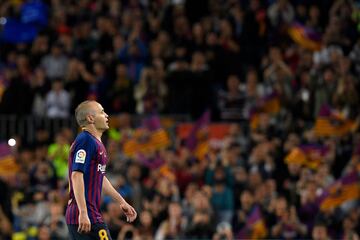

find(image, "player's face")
[92,103,109,131]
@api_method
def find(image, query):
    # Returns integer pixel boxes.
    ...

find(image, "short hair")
[75,100,96,127]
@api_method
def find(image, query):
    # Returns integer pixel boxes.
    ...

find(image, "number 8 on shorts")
[98,229,109,240]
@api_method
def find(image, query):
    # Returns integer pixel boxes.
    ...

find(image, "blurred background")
[0,0,360,239]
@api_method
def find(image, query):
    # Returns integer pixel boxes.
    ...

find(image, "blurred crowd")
[1,0,360,239]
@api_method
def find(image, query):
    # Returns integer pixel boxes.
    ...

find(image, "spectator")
[134,64,167,114]
[104,201,124,238]
[0,205,12,240]
[47,132,70,180]
[136,210,155,240]
[87,61,110,104]
[41,43,69,80]
[45,79,71,118]
[107,63,135,113]
[218,74,246,121]
[31,67,50,117]
[298,180,320,233]
[311,66,338,116]
[118,32,148,84]
[263,46,293,104]
[267,0,295,28]
[165,43,192,114]
[312,223,330,240]
[188,51,213,118]
[37,224,51,240]
[155,202,186,239]
[0,66,33,115]
[0,0,359,239]
[64,58,91,111]
[341,215,359,240]
[42,201,68,239]
[185,209,214,239]
[30,34,49,68]
[213,221,234,240]
[73,20,97,62]
[208,165,234,224]
[29,161,57,194]
[233,189,255,235]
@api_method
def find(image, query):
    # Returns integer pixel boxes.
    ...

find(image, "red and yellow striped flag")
[123,116,170,157]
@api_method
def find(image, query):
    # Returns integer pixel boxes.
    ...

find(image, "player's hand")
[78,212,91,233]
[120,202,137,223]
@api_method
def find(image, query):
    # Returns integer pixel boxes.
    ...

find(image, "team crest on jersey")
[75,149,86,163]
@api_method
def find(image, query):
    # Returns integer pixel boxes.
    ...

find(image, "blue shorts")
[67,223,112,240]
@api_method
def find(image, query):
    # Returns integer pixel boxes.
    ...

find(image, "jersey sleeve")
[71,134,95,173]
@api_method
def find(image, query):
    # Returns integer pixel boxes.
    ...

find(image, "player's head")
[75,100,109,131]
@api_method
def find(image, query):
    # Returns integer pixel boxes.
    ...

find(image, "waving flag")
[318,171,359,211]
[237,205,268,239]
[250,92,280,130]
[261,92,280,114]
[288,22,322,51]
[123,115,170,157]
[285,144,329,169]
[313,105,357,137]
[186,110,210,160]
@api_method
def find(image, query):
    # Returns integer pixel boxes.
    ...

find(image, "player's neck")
[82,126,102,142]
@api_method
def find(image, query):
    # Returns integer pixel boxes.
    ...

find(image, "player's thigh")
[91,223,112,240]
[67,224,94,240]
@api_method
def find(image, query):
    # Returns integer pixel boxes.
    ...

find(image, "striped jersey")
[65,131,108,224]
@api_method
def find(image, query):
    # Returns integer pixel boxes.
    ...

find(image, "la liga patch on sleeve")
[75,149,86,163]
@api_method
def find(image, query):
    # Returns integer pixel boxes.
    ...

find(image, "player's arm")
[72,171,91,233]
[71,140,93,233]
[102,176,137,222]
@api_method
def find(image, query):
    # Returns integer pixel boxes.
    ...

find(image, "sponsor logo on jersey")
[97,164,106,174]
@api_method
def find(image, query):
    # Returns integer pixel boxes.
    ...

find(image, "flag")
[261,92,280,114]
[249,92,280,130]
[313,105,357,137]
[285,144,328,169]
[186,110,210,160]
[288,22,322,51]
[0,143,19,177]
[318,171,359,211]
[249,110,261,130]
[237,205,268,239]
[123,115,170,157]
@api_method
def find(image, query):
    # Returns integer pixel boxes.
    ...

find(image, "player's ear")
[86,114,95,124]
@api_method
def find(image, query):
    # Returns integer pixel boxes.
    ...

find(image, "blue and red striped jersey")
[65,131,108,224]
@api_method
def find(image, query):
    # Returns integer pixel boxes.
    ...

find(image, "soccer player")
[66,100,137,239]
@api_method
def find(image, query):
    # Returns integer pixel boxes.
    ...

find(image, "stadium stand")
[0,0,359,239]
